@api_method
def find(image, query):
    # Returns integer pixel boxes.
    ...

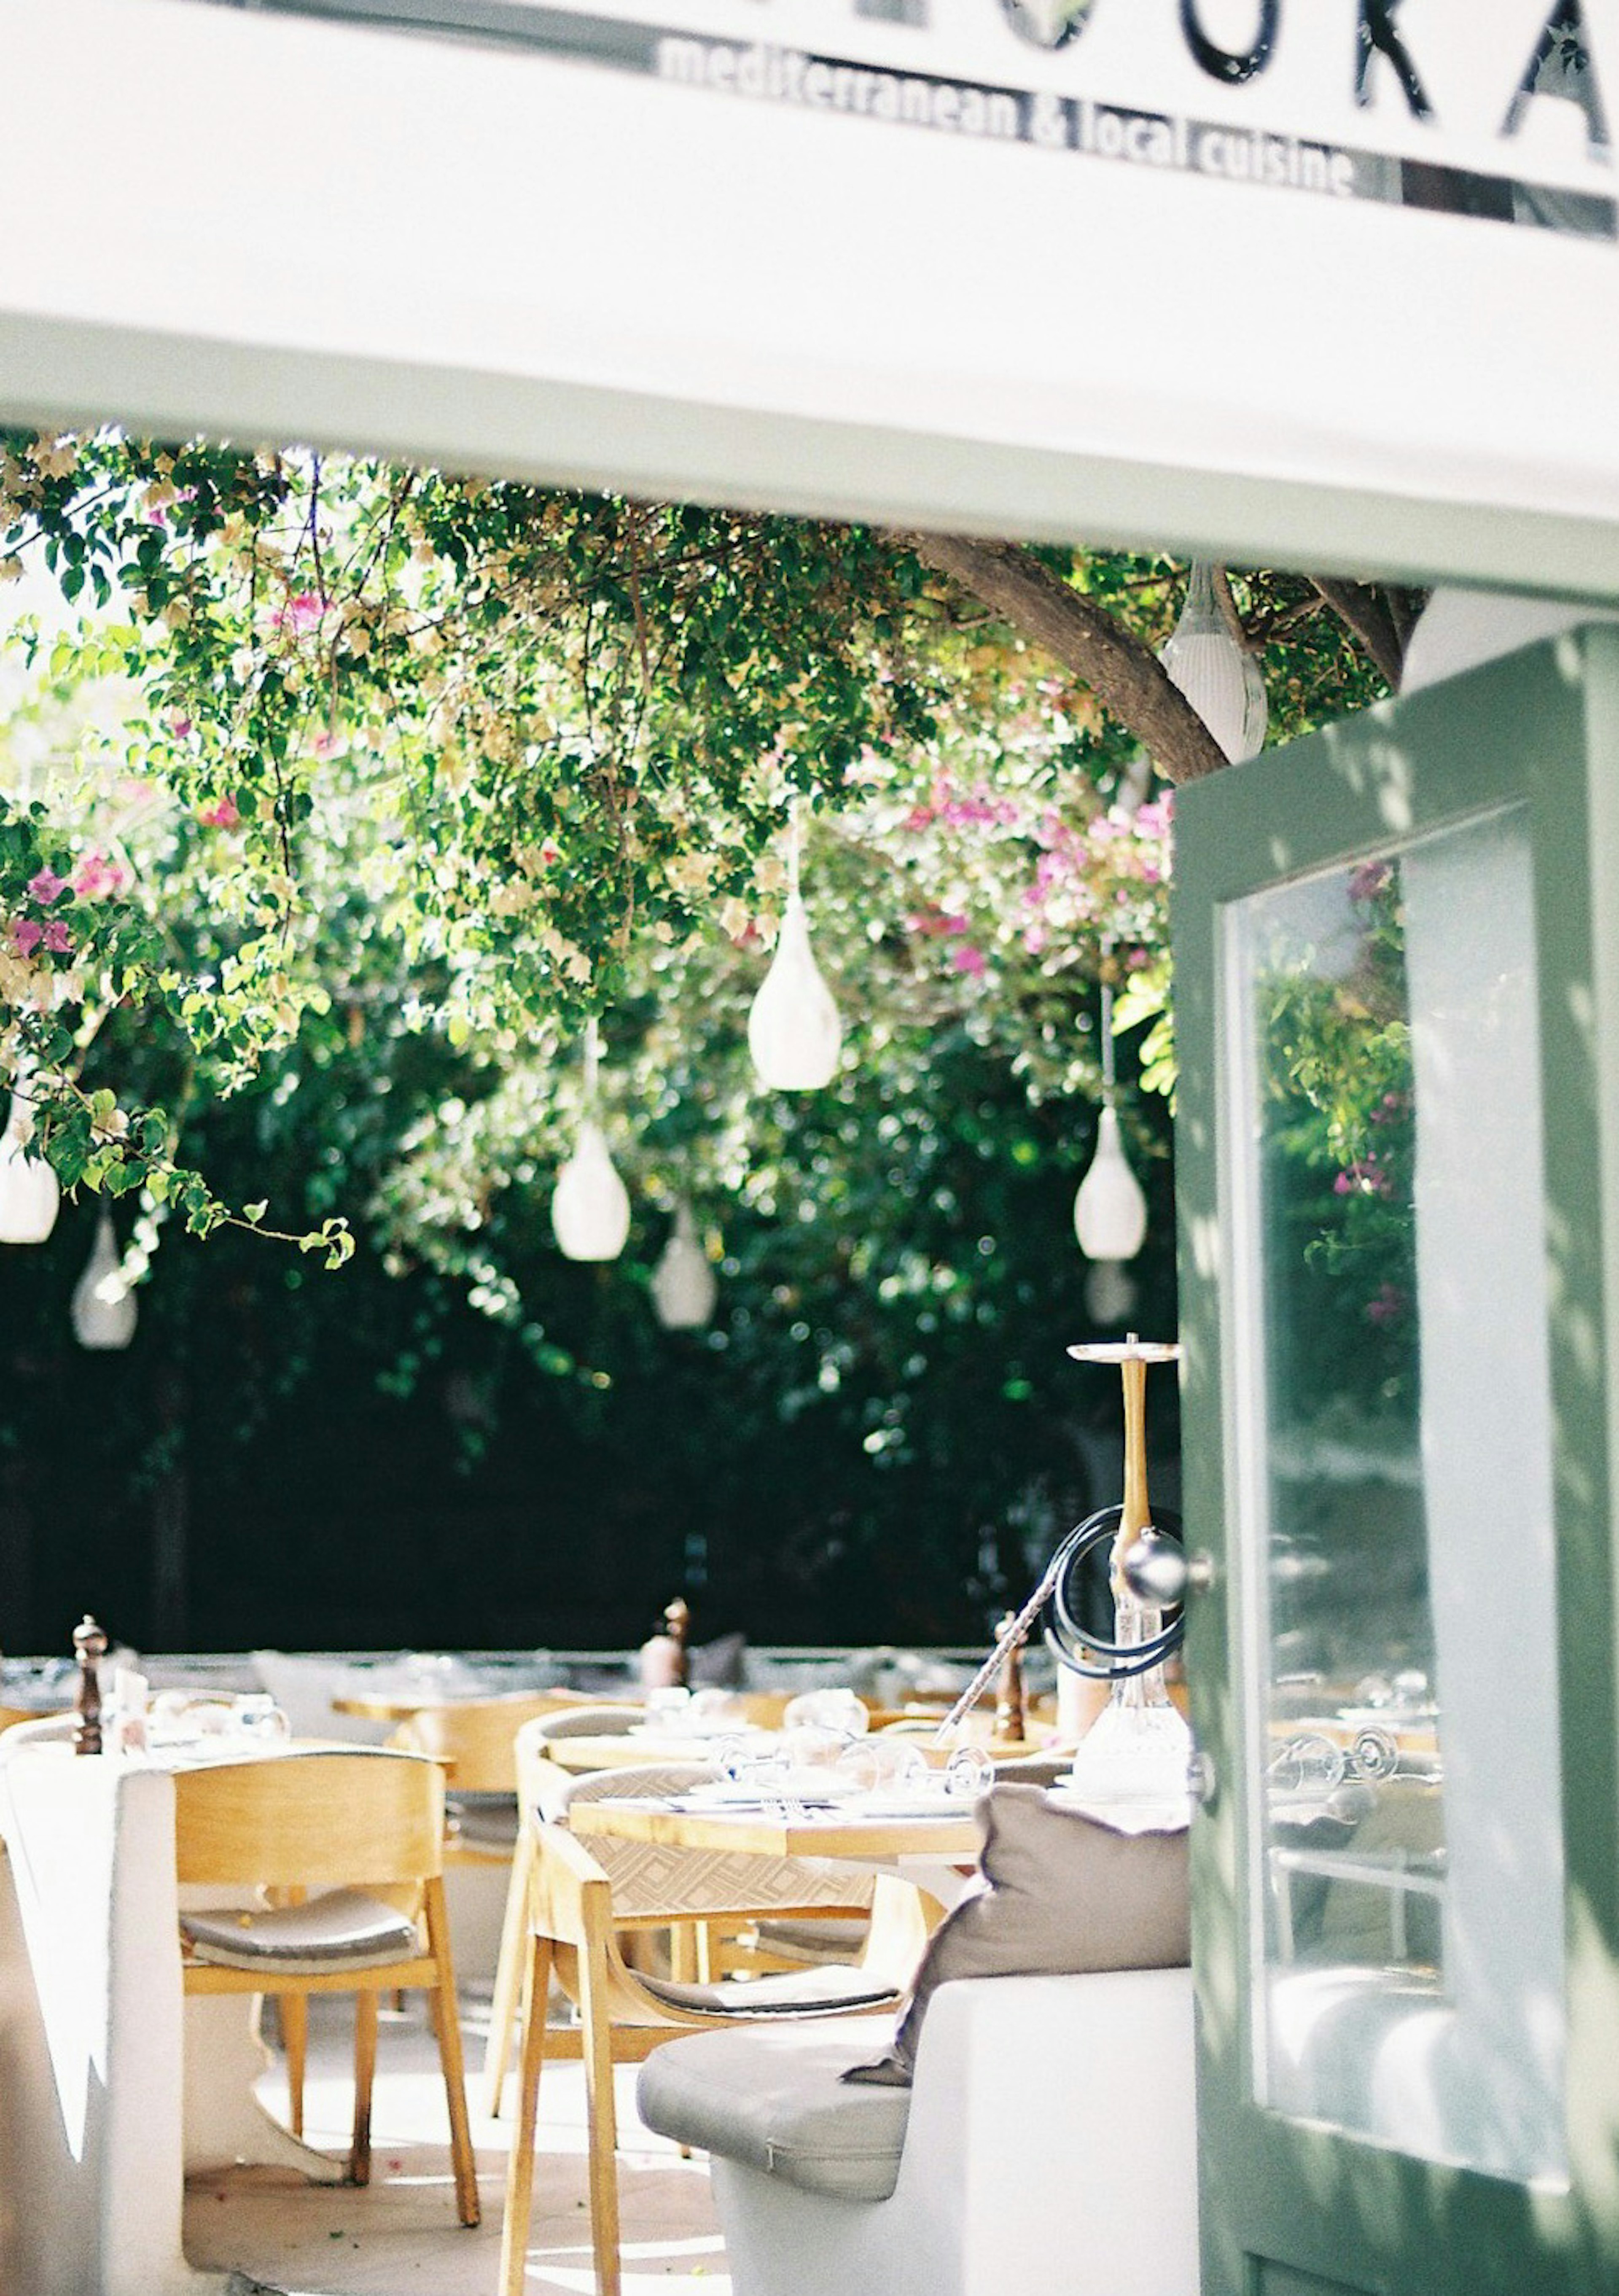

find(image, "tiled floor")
[183,1992,730,2296]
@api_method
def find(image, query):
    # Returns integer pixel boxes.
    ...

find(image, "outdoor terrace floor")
[183,1992,730,2296]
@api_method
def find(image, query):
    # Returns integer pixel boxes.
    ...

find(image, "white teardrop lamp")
[72,1207,137,1350]
[652,1199,718,1331]
[748,806,843,1091]
[1159,560,1267,766]
[0,1082,60,1245]
[551,1022,632,1262]
[1074,974,1148,1264]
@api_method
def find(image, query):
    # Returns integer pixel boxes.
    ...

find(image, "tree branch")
[1310,578,1407,689]
[895,533,1230,785]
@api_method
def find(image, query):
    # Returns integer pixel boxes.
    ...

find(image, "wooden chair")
[481,1731,873,2116]
[389,1692,581,1862]
[481,1709,645,2115]
[172,1747,480,2226]
[499,1820,926,2296]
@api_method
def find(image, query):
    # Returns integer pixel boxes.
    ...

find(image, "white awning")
[1,0,1615,595]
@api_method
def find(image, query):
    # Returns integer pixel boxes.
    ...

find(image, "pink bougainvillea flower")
[10,918,42,956]
[72,851,129,901]
[40,920,74,955]
[951,944,988,976]
[198,795,241,829]
[26,867,67,906]
[272,591,325,636]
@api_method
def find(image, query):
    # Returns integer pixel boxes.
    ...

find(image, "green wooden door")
[1173,629,1619,2296]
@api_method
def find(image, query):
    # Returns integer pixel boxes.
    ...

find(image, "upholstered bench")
[639,1965,1198,2296]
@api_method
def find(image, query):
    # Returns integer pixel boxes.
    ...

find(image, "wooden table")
[570,1792,984,1911]
[547,1729,1056,1774]
[330,1684,606,1725]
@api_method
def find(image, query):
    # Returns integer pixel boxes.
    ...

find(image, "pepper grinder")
[73,1614,108,1755]
[638,1596,692,1691]
[663,1597,691,1690]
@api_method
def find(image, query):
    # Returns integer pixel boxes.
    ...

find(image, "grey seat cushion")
[638,1962,898,2018]
[181,1887,420,1976]
[639,2019,911,2201]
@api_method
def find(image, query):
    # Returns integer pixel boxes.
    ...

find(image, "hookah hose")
[932,1503,1186,1747]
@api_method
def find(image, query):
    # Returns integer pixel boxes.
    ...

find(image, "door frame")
[1172,629,1619,2296]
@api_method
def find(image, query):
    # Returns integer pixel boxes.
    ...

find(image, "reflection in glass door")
[1223,804,1567,2185]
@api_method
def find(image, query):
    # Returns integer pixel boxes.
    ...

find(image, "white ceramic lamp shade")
[1073,1106,1148,1262]
[652,1200,718,1330]
[0,1087,60,1245]
[748,889,843,1091]
[552,1119,632,1262]
[1159,561,1267,766]
[73,1209,137,1349]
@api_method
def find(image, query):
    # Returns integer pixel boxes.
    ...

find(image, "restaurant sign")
[220,0,1615,237]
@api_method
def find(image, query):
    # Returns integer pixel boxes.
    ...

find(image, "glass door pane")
[1223,804,1567,2185]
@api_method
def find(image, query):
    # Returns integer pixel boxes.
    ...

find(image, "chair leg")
[500,1928,554,2296]
[425,1876,481,2229]
[579,1933,623,2296]
[281,1994,308,2138]
[351,1989,379,2186]
[485,1825,535,2118]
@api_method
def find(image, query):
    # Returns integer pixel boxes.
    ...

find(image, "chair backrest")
[173,1748,444,1890]
[391,1693,579,1792]
[532,1817,615,1952]
[530,1704,646,1742]
[250,1650,393,1744]
[528,1821,922,2016]
[531,1760,879,1925]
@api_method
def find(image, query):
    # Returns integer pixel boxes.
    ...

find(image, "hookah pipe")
[934,1335,1188,1747]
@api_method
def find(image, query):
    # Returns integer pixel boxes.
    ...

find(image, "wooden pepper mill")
[663,1597,691,1690]
[993,1612,1027,1744]
[73,1613,108,1755]
[639,1596,692,1690]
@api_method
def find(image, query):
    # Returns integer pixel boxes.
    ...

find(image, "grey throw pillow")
[844,1785,1189,2087]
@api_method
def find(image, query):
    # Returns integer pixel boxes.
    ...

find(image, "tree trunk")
[901,534,1411,774]
[900,533,1232,786]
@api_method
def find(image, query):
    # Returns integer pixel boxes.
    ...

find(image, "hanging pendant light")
[652,1199,718,1331]
[1074,972,1148,1262]
[552,1022,631,1262]
[748,804,843,1092]
[1159,561,1267,765]
[0,1082,60,1245]
[1074,1107,1149,1260]
[72,1207,137,1350]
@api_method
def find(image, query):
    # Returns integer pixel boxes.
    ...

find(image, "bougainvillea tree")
[0,430,1397,1647]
